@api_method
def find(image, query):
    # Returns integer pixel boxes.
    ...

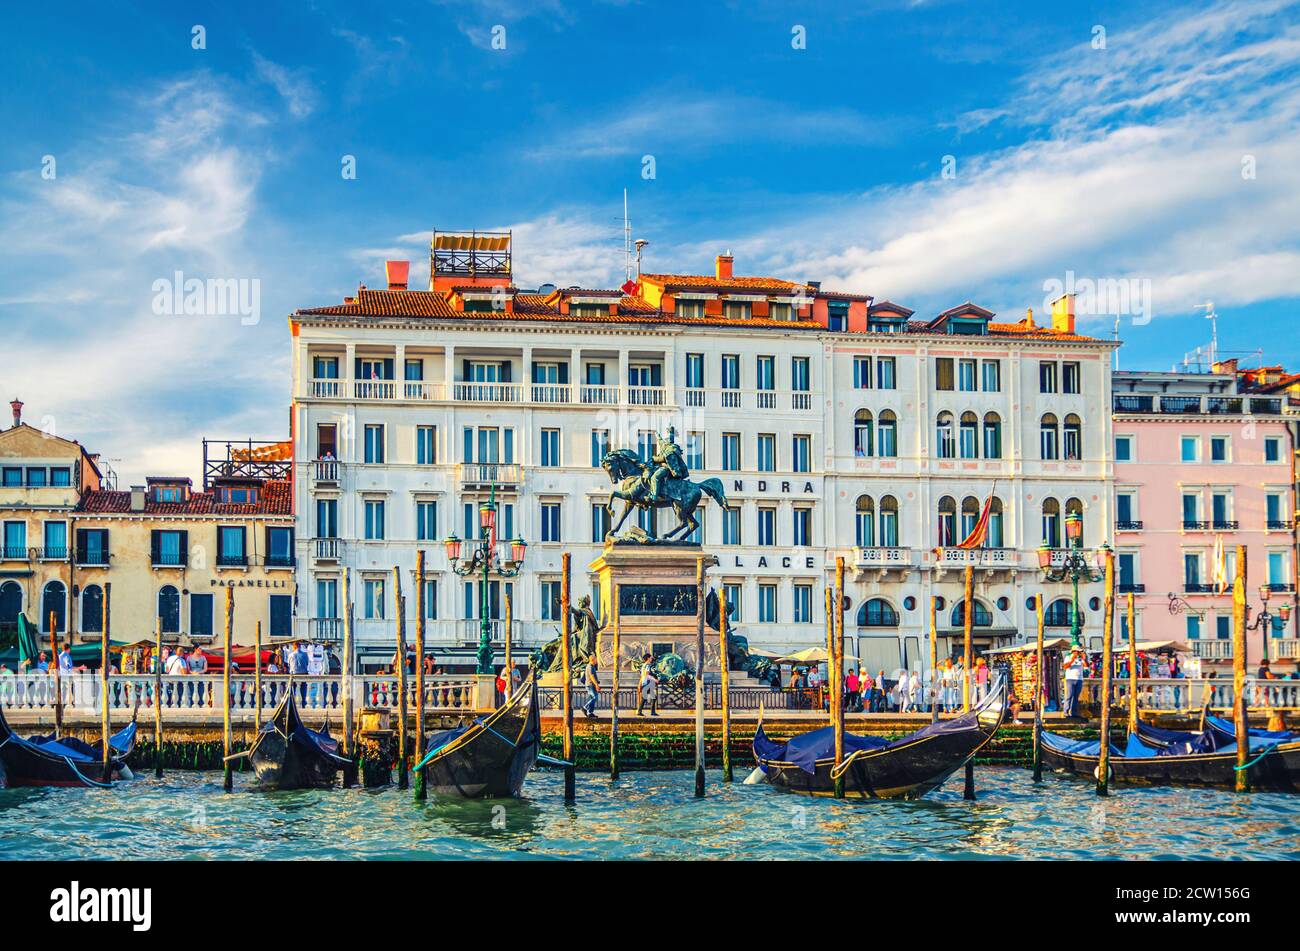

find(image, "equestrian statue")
[600,426,730,543]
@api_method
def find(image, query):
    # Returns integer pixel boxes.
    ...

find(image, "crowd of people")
[788,656,996,715]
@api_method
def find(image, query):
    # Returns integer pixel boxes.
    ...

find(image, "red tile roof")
[298,288,457,318]
[78,480,292,516]
[640,273,804,292]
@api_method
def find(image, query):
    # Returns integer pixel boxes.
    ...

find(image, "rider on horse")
[647,425,687,504]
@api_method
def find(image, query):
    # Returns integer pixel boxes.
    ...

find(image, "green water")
[2,768,1296,860]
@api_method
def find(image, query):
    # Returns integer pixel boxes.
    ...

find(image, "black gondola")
[247,686,349,790]
[0,702,138,789]
[752,678,1007,799]
[415,674,540,798]
[1039,720,1300,792]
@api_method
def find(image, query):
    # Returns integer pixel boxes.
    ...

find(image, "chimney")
[1049,293,1075,335]
[9,399,21,428]
[715,252,734,281]
[385,260,410,290]
[130,485,146,512]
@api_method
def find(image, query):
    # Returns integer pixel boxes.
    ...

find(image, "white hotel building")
[289,233,1117,673]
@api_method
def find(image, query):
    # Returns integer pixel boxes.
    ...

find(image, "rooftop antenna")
[1113,314,1121,372]
[1192,300,1217,366]
[635,238,649,280]
[623,189,633,286]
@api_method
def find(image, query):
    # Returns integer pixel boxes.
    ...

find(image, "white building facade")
[289,240,1117,673]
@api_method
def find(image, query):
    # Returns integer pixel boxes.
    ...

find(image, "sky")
[1,0,1298,484]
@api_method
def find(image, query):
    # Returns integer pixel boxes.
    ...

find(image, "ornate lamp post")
[1245,585,1291,664]
[443,483,527,675]
[1037,513,1109,649]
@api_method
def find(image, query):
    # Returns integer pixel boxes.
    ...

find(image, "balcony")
[152,552,186,568]
[756,390,777,410]
[216,553,248,569]
[1161,396,1203,414]
[458,463,521,490]
[1182,520,1210,531]
[1267,520,1294,531]
[265,554,296,569]
[935,546,1018,580]
[1113,395,1155,413]
[354,380,396,400]
[1192,639,1233,660]
[853,547,916,579]
[1117,582,1146,593]
[1206,397,1242,414]
[312,538,342,562]
[579,384,619,406]
[1267,582,1295,593]
[1116,520,1144,531]
[452,382,525,403]
[1211,520,1238,531]
[1250,398,1282,414]
[312,459,340,485]
[402,381,444,401]
[0,546,30,562]
[530,383,571,404]
[626,386,667,406]
[35,546,68,562]
[309,618,343,643]
[1276,638,1300,659]
[1046,548,1098,570]
[458,618,507,646]
[75,549,110,567]
[1184,582,1215,593]
[310,378,345,399]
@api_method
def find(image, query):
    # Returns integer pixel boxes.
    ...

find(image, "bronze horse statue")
[601,449,729,542]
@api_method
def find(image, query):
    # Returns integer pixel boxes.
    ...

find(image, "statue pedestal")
[588,543,720,675]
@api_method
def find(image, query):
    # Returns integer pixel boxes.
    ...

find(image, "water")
[2,768,1296,860]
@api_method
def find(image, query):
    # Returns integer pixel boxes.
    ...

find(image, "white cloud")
[251,52,318,119]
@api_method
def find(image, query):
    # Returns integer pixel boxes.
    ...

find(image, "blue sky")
[2,0,1298,482]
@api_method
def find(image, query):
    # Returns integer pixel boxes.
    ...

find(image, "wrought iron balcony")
[1116,520,1144,531]
[1267,582,1295,593]
[1267,520,1294,531]
[1184,582,1215,593]
[1117,583,1146,593]
[1112,395,1155,413]
[75,549,110,567]
[1211,520,1238,531]
[35,546,68,561]
[1182,520,1210,531]
[265,553,296,569]
[313,537,342,561]
[0,546,30,562]
[216,553,248,568]
[152,552,186,568]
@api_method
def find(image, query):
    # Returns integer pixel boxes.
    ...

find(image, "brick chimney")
[130,485,146,512]
[715,252,734,281]
[9,399,21,428]
[385,260,410,290]
[1049,293,1076,335]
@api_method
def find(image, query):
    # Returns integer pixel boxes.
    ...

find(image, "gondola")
[752,677,1007,799]
[0,702,138,789]
[1038,720,1300,792]
[246,686,349,790]
[415,674,541,798]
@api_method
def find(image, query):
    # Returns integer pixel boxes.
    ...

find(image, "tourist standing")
[1063,648,1087,719]
[845,668,860,713]
[636,652,658,717]
[582,654,600,718]
[974,656,990,703]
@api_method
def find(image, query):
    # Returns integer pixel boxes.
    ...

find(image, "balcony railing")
[579,385,619,406]
[756,390,777,409]
[452,382,525,403]
[216,553,248,568]
[1111,394,1283,417]
[1277,638,1300,659]
[402,381,444,401]
[1206,397,1242,414]
[1267,582,1295,593]
[35,546,68,561]
[1184,582,1214,593]
[310,378,344,398]
[1192,640,1234,660]
[530,383,571,404]
[309,618,342,642]
[458,618,507,645]
[354,380,396,400]
[939,547,1017,566]
[75,549,110,567]
[1211,520,1239,531]
[1,546,30,562]
[1250,398,1282,414]
[1267,520,1294,530]
[1116,520,1144,531]
[1117,582,1146,593]
[265,554,296,569]
[1182,520,1210,531]
[458,463,521,488]
[854,546,915,569]
[313,459,339,484]
[152,552,186,568]
[1113,395,1154,413]
[1161,396,1204,414]
[313,538,341,561]
[626,385,667,406]
[792,391,813,410]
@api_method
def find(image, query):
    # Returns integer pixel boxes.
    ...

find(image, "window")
[987,498,1004,547]
[26,468,47,487]
[316,423,337,459]
[723,300,751,320]
[364,579,385,620]
[636,429,655,464]
[364,424,385,464]
[721,433,741,471]
[1184,552,1202,586]
[1042,498,1061,547]
[81,584,104,633]
[858,598,899,627]
[266,526,294,567]
[591,429,611,468]
[854,410,874,457]
[540,580,562,621]
[1214,615,1230,640]
[1039,361,1058,393]
[1264,437,1282,463]
[756,355,775,395]
[364,500,385,540]
[217,526,246,567]
[269,594,292,639]
[313,355,339,379]
[421,580,438,620]
[685,511,703,544]
[958,359,977,392]
[935,357,955,391]
[586,502,609,547]
[1115,435,1133,462]
[721,354,741,390]
[676,300,705,319]
[1209,435,1229,463]
[757,508,776,546]
[723,507,742,545]
[41,581,66,633]
[1180,436,1199,463]
[983,412,1002,459]
[1062,362,1081,394]
[937,496,956,546]
[878,411,898,457]
[1117,494,1134,524]
[723,583,743,622]
[50,467,71,487]
[792,508,812,547]
[876,357,896,390]
[757,434,776,472]
[879,496,899,546]
[316,498,338,538]
[685,432,705,470]
[1118,553,1137,589]
[43,521,67,559]
[191,593,214,638]
[791,356,811,395]
[1040,414,1059,460]
[1044,599,1075,627]
[76,528,109,565]
[853,356,873,389]
[961,496,980,541]
[856,496,876,547]
[959,412,978,459]
[151,529,186,567]
[416,426,437,465]
[951,599,993,627]
[981,360,1001,392]
[1266,493,1285,527]
[1,467,21,487]
[1211,492,1232,527]
[540,428,560,467]
[416,501,438,541]
[936,413,955,458]
[827,303,848,331]
[792,435,810,473]
[541,502,561,542]
[685,352,705,389]
[1063,414,1082,460]
[793,584,813,623]
[1268,551,1287,586]
[1186,615,1202,640]
[758,584,778,623]
[1182,492,1201,528]
[405,358,424,381]
[158,585,180,634]
[316,579,338,620]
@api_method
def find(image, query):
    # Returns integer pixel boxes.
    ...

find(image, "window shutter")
[651,364,662,386]
[531,362,541,384]
[558,362,569,384]
[503,429,514,464]
[179,530,189,566]
[76,528,88,563]
[462,359,471,382]
[500,361,512,382]
[150,530,161,565]
[382,358,394,379]
[354,357,363,379]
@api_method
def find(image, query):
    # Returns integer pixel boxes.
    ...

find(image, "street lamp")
[1245,585,1291,664]
[444,483,527,674]
[1038,513,1109,648]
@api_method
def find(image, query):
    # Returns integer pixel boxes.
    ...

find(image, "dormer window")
[769,301,793,322]
[676,299,705,318]
[570,303,609,318]
[723,300,751,320]
[218,486,258,504]
[153,486,184,503]
[868,315,906,333]
[827,302,849,331]
[948,317,988,336]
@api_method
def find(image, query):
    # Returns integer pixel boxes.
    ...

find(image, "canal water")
[2,768,1296,860]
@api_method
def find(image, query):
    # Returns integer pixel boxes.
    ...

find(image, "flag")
[956,484,997,549]
[1212,534,1228,594]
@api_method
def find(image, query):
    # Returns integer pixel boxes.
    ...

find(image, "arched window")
[159,585,181,634]
[0,580,21,627]
[877,410,898,458]
[858,597,900,627]
[959,411,979,459]
[961,496,981,541]
[1045,598,1080,627]
[879,495,899,547]
[1065,497,1084,543]
[950,599,993,627]
[81,584,104,633]
[1040,413,1059,460]
[855,495,876,547]
[854,410,873,458]
[936,412,955,459]
[987,497,1005,548]
[937,496,957,546]
[1063,414,1082,460]
[983,412,1002,459]
[41,581,66,633]
[1042,498,1061,548]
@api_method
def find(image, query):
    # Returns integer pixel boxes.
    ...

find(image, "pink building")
[1112,369,1299,673]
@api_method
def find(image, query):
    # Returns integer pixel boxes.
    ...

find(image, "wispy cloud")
[251,52,319,119]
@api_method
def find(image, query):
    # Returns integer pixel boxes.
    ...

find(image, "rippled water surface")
[2,768,1296,860]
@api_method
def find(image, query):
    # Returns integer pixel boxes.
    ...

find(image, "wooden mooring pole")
[394,567,408,790]
[100,582,111,779]
[1127,592,1138,735]
[153,617,163,778]
[718,586,732,782]
[609,585,621,781]
[1233,545,1249,793]
[253,620,263,735]
[340,568,356,787]
[1032,594,1045,782]
[414,550,427,800]
[49,611,63,738]
[929,596,939,724]
[962,564,976,801]
[1096,548,1115,796]
[693,555,706,798]
[833,556,846,799]
[561,552,575,802]
[223,585,234,793]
